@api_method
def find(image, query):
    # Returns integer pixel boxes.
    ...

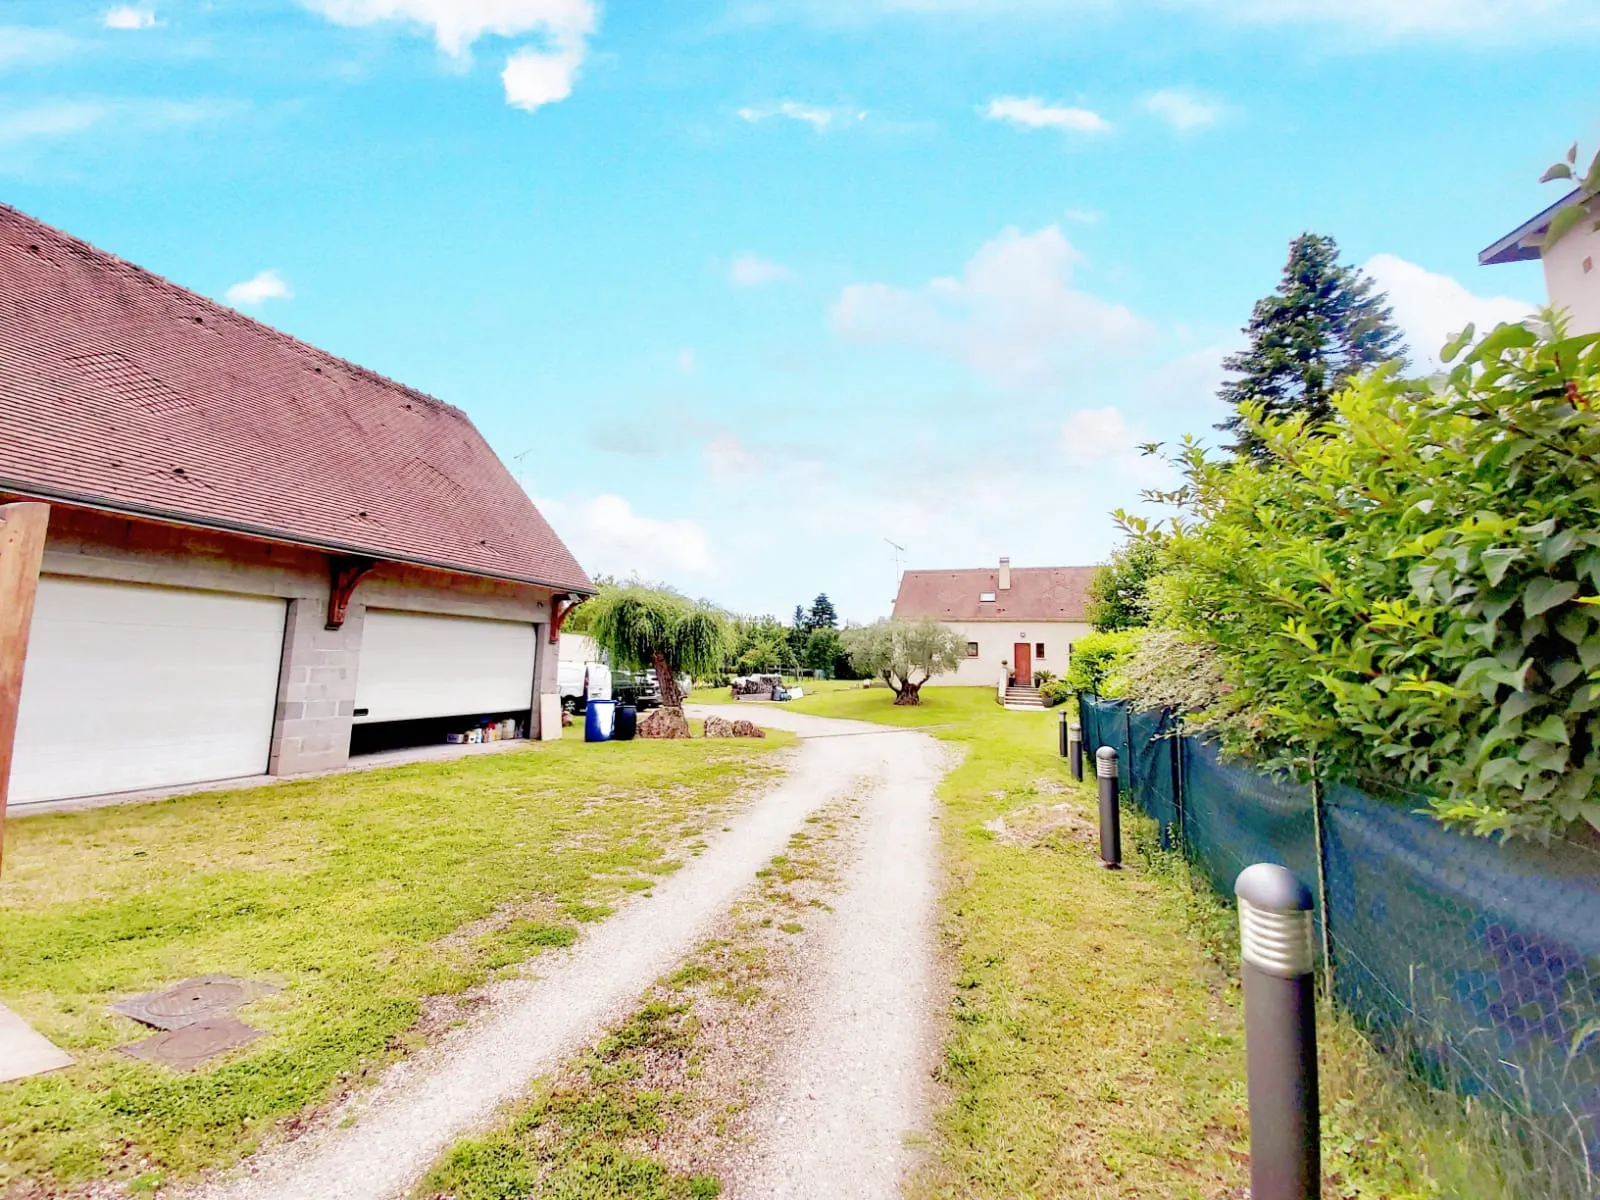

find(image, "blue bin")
[584,699,616,742]
[614,704,638,741]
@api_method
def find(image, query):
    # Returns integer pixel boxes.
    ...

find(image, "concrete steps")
[1003,686,1048,709]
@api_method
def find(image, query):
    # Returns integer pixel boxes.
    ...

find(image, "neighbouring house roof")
[1480,188,1585,266]
[892,566,1098,623]
[0,203,592,594]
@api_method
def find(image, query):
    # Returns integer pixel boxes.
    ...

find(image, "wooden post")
[0,503,49,873]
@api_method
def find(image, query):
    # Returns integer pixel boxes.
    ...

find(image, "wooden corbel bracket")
[327,555,378,630]
[550,593,584,643]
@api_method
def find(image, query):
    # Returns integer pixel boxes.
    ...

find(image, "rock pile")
[704,714,766,739]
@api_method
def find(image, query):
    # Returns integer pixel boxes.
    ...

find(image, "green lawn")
[0,730,789,1195]
[777,687,1251,1198]
[784,686,1491,1199]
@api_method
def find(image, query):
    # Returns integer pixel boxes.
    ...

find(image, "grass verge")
[782,685,1532,1199]
[0,730,790,1196]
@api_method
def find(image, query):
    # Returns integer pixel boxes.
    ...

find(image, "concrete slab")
[0,1001,73,1084]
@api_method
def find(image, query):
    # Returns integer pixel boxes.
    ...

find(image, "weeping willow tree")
[582,585,731,730]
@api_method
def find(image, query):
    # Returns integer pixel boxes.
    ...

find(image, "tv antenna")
[885,538,906,597]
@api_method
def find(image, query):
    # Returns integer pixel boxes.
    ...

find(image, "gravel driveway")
[187,705,951,1200]
[705,706,952,1200]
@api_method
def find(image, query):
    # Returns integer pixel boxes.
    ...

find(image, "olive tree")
[844,618,961,705]
[583,585,730,727]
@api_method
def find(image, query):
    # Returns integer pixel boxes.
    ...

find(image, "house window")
[1035,642,1045,659]
[979,592,996,603]
[966,641,980,658]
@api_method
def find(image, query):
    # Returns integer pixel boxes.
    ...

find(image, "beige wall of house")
[1545,210,1600,335]
[930,619,1094,686]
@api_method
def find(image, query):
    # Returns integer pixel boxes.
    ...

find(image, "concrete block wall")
[268,598,365,775]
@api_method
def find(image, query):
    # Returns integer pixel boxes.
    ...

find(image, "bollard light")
[1235,863,1320,1200]
[1068,721,1083,782]
[1059,709,1070,758]
[1095,746,1121,869]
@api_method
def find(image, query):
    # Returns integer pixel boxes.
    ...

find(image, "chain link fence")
[1079,694,1600,1195]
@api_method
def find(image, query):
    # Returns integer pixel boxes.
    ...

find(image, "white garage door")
[353,609,536,725]
[10,577,287,805]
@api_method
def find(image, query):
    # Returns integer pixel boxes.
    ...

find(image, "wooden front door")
[1013,642,1032,686]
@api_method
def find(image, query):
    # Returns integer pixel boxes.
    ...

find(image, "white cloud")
[0,101,107,145]
[763,0,1599,40]
[1184,0,1593,36]
[302,0,596,111]
[1363,254,1536,370]
[985,95,1110,135]
[728,254,793,288]
[103,6,158,29]
[738,101,863,131]
[540,493,717,582]
[225,269,294,307]
[1142,87,1223,132]
[1061,405,1176,488]
[676,349,697,374]
[704,434,762,483]
[501,38,585,110]
[0,26,77,69]
[1063,207,1103,224]
[831,224,1149,387]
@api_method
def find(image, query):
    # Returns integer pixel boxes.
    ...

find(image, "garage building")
[0,204,592,806]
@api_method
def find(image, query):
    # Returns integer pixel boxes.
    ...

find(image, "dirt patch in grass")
[0,733,792,1197]
[413,801,858,1199]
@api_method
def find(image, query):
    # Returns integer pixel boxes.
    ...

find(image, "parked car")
[557,659,612,714]
[609,668,693,710]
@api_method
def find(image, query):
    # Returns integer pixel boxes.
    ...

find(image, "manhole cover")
[111,975,280,1030]
[146,980,247,1019]
[118,1017,263,1072]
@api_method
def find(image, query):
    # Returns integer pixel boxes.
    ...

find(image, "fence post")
[1236,863,1320,1200]
[1095,746,1121,869]
[1124,704,1135,796]
[1309,751,1335,998]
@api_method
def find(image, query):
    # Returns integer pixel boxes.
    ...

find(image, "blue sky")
[1,1,1593,621]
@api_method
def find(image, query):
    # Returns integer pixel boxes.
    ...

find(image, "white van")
[557,659,612,713]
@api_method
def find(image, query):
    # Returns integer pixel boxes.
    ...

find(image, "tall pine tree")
[808,593,839,630]
[1217,233,1405,459]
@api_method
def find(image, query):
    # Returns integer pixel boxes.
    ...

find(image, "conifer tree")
[1217,233,1404,459]
[807,593,839,630]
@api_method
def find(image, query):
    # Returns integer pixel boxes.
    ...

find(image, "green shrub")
[1038,679,1073,707]
[1063,630,1144,697]
[1085,538,1162,631]
[1134,318,1600,839]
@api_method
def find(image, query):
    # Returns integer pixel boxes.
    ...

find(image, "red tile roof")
[892,565,1098,622]
[0,204,591,593]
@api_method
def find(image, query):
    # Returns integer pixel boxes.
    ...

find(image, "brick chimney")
[999,556,1011,591]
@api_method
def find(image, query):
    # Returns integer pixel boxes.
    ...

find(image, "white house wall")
[1544,209,1600,335]
[928,620,1094,686]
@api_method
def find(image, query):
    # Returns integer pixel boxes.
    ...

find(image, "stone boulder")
[638,706,692,739]
[730,719,766,739]
[703,714,736,738]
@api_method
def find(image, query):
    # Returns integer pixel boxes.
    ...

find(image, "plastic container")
[585,698,617,742]
[614,704,638,741]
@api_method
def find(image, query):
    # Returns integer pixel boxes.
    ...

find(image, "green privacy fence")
[1078,695,1600,1194]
